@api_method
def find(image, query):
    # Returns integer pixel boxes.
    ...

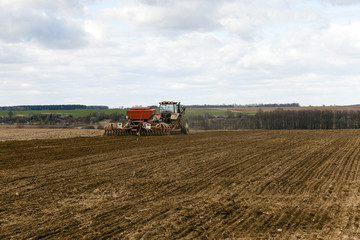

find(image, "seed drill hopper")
[104,101,188,136]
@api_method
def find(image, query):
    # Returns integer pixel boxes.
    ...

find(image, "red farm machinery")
[104,101,189,136]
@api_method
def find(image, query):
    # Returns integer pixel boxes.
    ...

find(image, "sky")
[1,0,360,108]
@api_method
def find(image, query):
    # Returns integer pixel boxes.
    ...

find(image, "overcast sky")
[1,0,360,107]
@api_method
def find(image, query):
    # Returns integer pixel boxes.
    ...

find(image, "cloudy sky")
[1,0,360,107]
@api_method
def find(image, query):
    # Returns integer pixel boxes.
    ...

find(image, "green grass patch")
[239,111,257,115]
[0,109,128,118]
[185,108,231,116]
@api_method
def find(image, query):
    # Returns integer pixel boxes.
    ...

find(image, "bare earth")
[1,129,360,239]
[0,128,103,141]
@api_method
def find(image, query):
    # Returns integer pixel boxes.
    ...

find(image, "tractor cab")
[159,101,182,124]
[159,101,180,114]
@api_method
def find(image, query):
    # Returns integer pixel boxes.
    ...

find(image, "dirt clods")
[1,130,360,239]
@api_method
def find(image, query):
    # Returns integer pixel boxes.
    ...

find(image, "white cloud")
[1,0,360,107]
[324,0,360,5]
[0,0,88,49]
[100,0,221,34]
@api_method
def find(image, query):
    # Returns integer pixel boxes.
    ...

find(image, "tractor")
[104,101,188,136]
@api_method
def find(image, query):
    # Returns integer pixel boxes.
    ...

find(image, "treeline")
[147,103,300,109]
[0,105,108,111]
[184,103,300,108]
[189,109,360,130]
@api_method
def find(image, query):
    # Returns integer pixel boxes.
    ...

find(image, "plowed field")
[0,128,103,141]
[1,130,360,239]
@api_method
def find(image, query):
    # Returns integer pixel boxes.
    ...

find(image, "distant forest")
[0,105,109,111]
[148,103,300,108]
[189,109,360,130]
[184,103,300,108]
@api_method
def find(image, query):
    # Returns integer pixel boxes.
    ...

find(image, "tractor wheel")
[181,122,189,134]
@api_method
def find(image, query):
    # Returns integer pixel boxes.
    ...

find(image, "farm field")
[0,108,128,118]
[1,130,360,239]
[0,128,103,141]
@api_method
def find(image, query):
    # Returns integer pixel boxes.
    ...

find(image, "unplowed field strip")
[2,130,360,239]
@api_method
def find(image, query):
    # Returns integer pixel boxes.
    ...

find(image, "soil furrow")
[2,130,360,239]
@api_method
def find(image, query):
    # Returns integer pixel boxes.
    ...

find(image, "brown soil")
[0,128,103,141]
[1,130,360,239]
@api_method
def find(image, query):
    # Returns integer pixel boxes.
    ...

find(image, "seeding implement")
[104,101,188,136]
